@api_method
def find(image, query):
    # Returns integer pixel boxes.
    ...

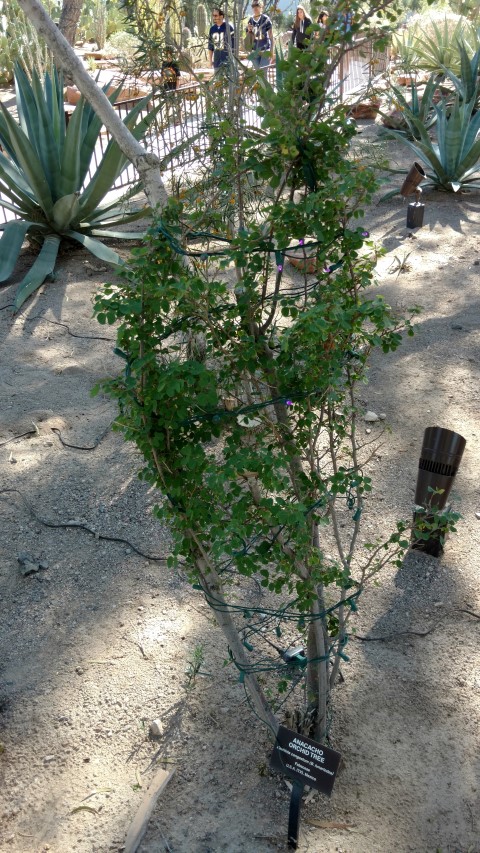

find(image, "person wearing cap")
[245,1,274,69]
[208,8,235,71]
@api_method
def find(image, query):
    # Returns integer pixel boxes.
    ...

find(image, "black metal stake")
[401,165,426,229]
[406,200,424,229]
[288,780,305,849]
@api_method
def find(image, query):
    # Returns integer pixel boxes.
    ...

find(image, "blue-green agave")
[442,41,480,109]
[385,92,480,193]
[0,64,159,309]
[383,74,438,139]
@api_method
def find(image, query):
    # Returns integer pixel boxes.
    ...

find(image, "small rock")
[473,259,479,266]
[149,719,163,738]
[365,428,371,435]
[378,413,387,420]
[18,551,35,564]
[44,755,55,763]
[475,512,480,520]
[451,323,463,330]
[18,553,47,577]
[364,411,379,423]
[21,561,40,576]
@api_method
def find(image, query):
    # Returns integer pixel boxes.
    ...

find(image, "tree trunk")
[58,0,84,46]
[16,0,168,212]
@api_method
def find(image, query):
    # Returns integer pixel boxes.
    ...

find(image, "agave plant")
[382,74,438,139]
[386,93,480,193]
[409,15,479,78]
[0,63,159,309]
[390,25,421,77]
[441,41,480,108]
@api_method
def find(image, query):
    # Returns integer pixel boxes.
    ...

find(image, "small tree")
[17,0,458,746]
[58,0,84,45]
[93,1,434,742]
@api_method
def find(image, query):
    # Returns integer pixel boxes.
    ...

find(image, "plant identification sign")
[270,725,341,796]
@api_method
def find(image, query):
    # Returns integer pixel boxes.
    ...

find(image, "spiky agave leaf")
[442,43,480,106]
[75,93,162,224]
[0,221,41,282]
[14,234,61,311]
[384,94,480,192]
[0,101,54,216]
[0,65,161,308]
[384,74,438,140]
[0,154,42,219]
[64,230,125,265]
[412,17,468,77]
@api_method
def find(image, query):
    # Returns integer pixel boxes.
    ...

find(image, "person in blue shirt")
[245,0,274,70]
[208,8,235,71]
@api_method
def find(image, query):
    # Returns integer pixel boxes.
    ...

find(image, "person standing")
[208,8,234,71]
[161,47,182,125]
[161,47,180,91]
[245,1,274,70]
[317,10,329,29]
[291,6,313,49]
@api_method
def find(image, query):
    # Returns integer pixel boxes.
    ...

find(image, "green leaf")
[0,102,54,217]
[78,97,161,221]
[89,229,147,239]
[29,68,62,199]
[51,193,81,231]
[65,230,125,266]
[60,98,89,196]
[0,220,36,282]
[14,234,61,310]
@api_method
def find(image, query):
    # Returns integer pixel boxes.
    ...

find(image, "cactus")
[182,26,192,48]
[179,47,193,71]
[0,32,14,84]
[196,3,208,37]
[0,0,52,82]
[184,0,196,31]
[165,16,172,46]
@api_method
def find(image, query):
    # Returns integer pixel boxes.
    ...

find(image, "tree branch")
[16,0,168,210]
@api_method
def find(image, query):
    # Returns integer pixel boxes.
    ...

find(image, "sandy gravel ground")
[0,132,479,853]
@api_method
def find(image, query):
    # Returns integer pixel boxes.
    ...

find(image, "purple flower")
[361,231,369,238]
[298,238,305,246]
[277,264,283,272]
[286,399,293,406]
[324,265,332,274]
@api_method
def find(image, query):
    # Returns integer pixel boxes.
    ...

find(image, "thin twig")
[0,488,178,563]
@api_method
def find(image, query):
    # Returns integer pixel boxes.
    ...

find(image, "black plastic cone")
[412,426,466,556]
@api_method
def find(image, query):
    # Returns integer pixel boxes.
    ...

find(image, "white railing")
[0,42,388,226]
